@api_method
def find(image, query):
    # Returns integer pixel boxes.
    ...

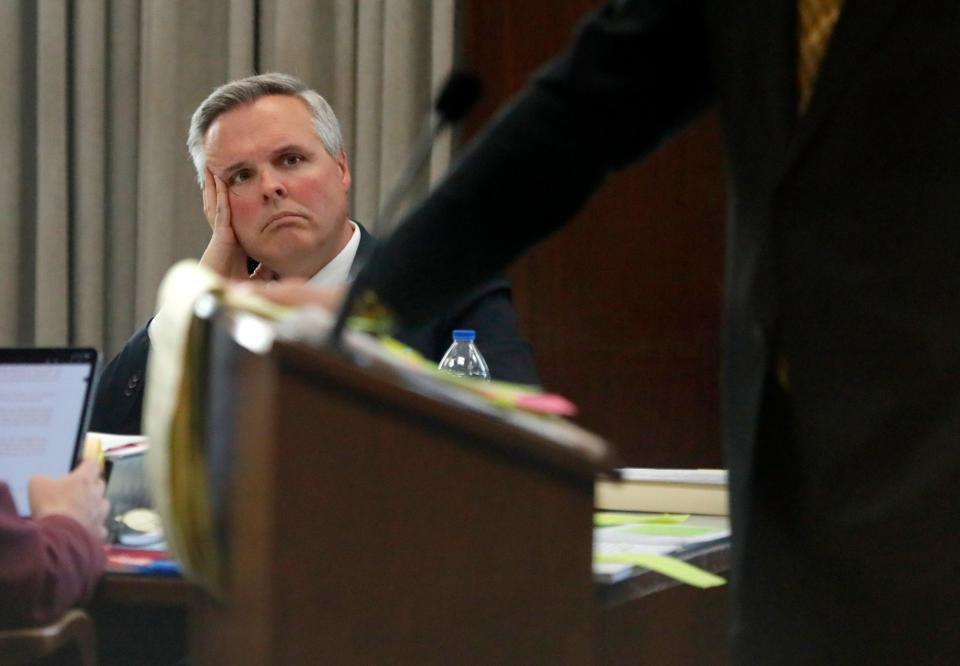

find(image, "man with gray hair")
[90,73,539,434]
[188,73,354,283]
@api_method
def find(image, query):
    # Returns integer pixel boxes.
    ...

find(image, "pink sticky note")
[515,393,578,416]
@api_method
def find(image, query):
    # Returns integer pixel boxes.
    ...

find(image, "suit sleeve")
[357,0,712,327]
[0,484,105,628]
[89,323,151,435]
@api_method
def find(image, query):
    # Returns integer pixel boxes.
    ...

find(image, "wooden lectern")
[189,310,616,665]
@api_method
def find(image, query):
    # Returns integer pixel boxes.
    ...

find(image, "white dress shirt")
[308,220,360,286]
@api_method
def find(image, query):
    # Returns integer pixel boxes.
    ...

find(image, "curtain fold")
[35,0,70,345]
[73,0,108,349]
[0,0,454,358]
[105,0,142,355]
[0,2,25,345]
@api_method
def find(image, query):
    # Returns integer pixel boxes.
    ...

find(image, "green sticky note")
[594,553,726,588]
[624,524,714,537]
[594,513,690,527]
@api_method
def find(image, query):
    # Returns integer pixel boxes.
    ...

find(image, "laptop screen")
[0,348,99,516]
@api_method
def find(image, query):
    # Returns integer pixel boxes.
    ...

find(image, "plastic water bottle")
[438,329,490,380]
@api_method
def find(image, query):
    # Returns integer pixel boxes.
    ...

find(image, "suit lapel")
[780,0,908,174]
[349,221,377,280]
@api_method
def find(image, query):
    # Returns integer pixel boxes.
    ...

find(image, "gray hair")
[186,72,343,187]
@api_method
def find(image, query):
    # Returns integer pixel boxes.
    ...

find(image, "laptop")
[0,348,100,516]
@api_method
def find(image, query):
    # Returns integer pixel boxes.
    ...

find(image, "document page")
[0,363,93,516]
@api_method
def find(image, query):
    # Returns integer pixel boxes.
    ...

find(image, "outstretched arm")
[358,0,713,327]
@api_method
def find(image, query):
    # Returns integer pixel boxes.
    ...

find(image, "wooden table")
[90,542,729,665]
[90,574,194,666]
[596,542,731,665]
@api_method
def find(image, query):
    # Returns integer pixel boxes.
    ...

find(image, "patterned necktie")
[797,0,845,113]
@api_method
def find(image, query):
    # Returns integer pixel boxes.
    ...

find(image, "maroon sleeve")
[0,482,106,628]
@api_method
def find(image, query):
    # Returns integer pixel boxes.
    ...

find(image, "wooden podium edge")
[271,335,617,483]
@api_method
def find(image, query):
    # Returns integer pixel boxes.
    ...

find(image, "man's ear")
[337,151,352,192]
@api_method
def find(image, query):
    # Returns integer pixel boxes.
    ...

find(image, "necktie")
[797,0,845,113]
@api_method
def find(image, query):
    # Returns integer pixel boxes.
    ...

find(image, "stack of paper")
[592,513,729,587]
[595,468,729,515]
[90,432,149,459]
[143,263,227,594]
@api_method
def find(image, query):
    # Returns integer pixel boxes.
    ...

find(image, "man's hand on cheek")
[199,169,257,280]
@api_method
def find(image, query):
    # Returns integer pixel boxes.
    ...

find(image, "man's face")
[203,94,352,278]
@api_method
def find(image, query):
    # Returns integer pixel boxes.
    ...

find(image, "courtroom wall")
[461,0,727,467]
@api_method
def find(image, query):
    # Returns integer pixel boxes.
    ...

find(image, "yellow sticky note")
[594,512,690,527]
[380,337,428,364]
[594,553,726,588]
[624,524,714,537]
[83,434,104,469]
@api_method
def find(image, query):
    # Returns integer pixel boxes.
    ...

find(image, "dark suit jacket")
[355,1,960,662]
[90,223,538,436]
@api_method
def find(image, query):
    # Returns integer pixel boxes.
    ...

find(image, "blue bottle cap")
[452,329,476,341]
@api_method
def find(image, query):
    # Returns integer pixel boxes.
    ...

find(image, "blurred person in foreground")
[245,1,960,663]
[0,458,109,628]
[91,73,538,435]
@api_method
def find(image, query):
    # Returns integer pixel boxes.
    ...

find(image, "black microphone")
[326,70,483,350]
[374,70,482,231]
[434,70,483,124]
